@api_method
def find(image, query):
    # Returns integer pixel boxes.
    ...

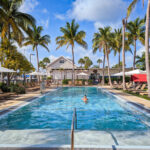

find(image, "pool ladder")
[71,108,77,150]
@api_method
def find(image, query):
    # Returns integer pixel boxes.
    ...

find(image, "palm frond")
[127,0,139,18]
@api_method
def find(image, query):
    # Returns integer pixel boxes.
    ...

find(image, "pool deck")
[101,86,150,111]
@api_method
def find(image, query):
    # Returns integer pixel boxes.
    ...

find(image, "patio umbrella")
[29,71,47,76]
[112,69,146,76]
[0,66,16,73]
[77,72,88,79]
[0,66,16,83]
[77,72,88,76]
[112,72,123,76]
[125,69,146,75]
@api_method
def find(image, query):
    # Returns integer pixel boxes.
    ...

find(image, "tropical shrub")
[62,79,71,85]
[14,86,26,94]
[88,79,93,85]
[0,83,10,92]
[47,76,52,80]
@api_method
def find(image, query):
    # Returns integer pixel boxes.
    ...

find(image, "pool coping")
[0,144,150,150]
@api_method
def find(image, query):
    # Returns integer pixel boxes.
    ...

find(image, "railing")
[71,108,77,150]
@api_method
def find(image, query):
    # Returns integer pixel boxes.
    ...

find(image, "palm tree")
[24,25,50,73]
[93,32,106,85]
[112,28,132,72]
[127,0,150,97]
[84,56,93,69]
[97,59,102,68]
[56,19,87,84]
[43,57,50,66]
[78,58,85,67]
[135,52,150,70]
[92,27,113,87]
[126,18,145,69]
[112,28,122,70]
[0,0,35,44]
[122,18,127,90]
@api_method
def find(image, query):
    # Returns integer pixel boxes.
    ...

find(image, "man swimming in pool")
[82,95,88,102]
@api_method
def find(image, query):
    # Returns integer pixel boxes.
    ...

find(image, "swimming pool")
[0,87,150,131]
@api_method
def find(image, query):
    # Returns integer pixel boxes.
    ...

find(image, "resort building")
[46,56,132,81]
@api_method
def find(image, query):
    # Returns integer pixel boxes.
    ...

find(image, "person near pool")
[82,95,88,102]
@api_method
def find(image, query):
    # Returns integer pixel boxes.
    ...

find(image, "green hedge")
[62,79,71,85]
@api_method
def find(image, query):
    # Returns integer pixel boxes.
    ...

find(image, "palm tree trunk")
[122,19,126,90]
[105,45,112,87]
[133,39,137,69]
[36,46,40,83]
[102,54,105,85]
[145,0,150,97]
[118,51,121,72]
[23,73,26,85]
[71,45,75,85]
[7,73,10,86]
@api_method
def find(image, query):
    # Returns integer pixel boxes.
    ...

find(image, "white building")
[46,56,132,81]
[46,56,78,80]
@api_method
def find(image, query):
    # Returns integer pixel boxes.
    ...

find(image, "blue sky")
[19,0,147,69]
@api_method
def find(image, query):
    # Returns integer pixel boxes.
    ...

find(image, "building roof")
[47,56,77,69]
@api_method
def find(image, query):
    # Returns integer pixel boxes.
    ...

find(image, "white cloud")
[14,43,37,68]
[41,18,49,28]
[94,21,122,30]
[49,55,58,62]
[68,0,128,23]
[19,0,39,13]
[43,8,48,14]
[66,45,99,65]
[126,55,133,65]
[137,46,145,56]
[55,14,65,20]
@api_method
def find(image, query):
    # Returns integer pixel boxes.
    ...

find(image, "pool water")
[0,87,150,131]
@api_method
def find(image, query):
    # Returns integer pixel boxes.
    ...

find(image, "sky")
[18,0,148,69]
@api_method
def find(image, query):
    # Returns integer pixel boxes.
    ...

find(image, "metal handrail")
[71,108,77,150]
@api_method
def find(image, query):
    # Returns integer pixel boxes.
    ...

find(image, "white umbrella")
[125,69,146,75]
[77,72,88,79]
[29,71,47,76]
[77,72,88,76]
[112,69,146,76]
[112,72,123,76]
[0,66,16,73]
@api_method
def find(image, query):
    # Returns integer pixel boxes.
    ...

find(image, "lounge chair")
[126,82,133,89]
[0,89,3,94]
[68,81,72,86]
[127,84,141,91]
[113,81,118,85]
[78,81,82,86]
[128,84,147,94]
[85,81,88,86]
[75,80,78,85]
[139,91,148,96]
[113,83,123,89]
[133,84,147,95]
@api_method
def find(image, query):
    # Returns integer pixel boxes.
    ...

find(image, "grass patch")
[124,90,150,101]
[114,88,150,101]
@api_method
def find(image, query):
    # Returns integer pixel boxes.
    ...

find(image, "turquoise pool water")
[0,87,150,131]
